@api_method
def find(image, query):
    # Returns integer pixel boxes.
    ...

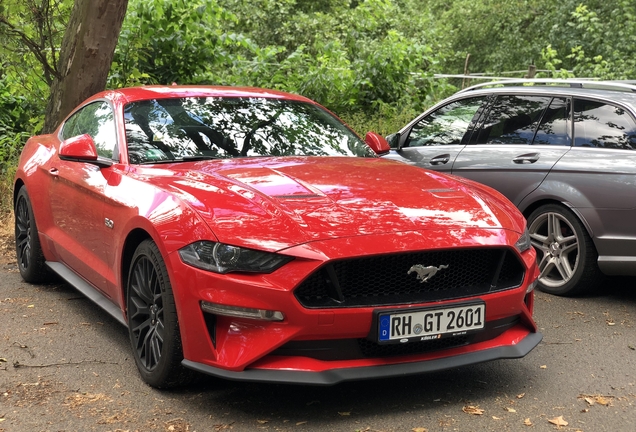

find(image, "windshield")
[123,97,373,164]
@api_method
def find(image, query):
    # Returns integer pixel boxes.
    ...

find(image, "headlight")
[514,228,532,253]
[179,241,293,274]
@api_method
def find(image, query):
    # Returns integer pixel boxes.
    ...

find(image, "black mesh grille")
[294,248,525,308]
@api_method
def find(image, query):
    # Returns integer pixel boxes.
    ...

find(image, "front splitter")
[182,331,543,386]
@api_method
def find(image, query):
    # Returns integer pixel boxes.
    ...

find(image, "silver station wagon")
[385,80,636,296]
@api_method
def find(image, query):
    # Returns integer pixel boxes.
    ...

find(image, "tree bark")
[42,0,128,133]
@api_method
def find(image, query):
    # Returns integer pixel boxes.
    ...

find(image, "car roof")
[456,79,636,107]
[87,85,316,105]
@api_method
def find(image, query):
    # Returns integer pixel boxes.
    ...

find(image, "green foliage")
[539,1,636,79]
[109,0,247,87]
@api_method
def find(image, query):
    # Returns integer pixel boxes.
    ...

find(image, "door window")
[405,97,485,147]
[531,97,570,145]
[474,95,554,145]
[573,99,636,150]
[61,101,118,160]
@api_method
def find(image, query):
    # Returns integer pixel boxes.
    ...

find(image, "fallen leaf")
[584,397,595,406]
[257,419,268,424]
[492,416,502,420]
[412,428,428,432]
[463,405,485,415]
[296,421,307,425]
[540,365,547,369]
[338,412,351,416]
[505,407,516,413]
[516,393,525,399]
[524,418,532,426]
[548,416,568,427]
[0,358,7,362]
[27,305,34,308]
[595,396,611,406]
[607,320,615,326]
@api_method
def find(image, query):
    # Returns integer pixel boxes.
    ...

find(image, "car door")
[48,101,119,294]
[383,96,488,172]
[452,94,572,206]
[540,97,636,271]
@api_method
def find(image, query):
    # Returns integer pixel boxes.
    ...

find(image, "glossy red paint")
[59,134,99,160]
[14,86,541,386]
[364,132,391,155]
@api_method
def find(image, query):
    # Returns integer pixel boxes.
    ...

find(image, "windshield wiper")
[137,155,221,165]
[181,155,221,161]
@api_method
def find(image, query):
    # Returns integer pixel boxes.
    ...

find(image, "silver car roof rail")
[457,79,636,94]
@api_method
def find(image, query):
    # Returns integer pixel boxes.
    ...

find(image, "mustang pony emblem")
[408,264,449,283]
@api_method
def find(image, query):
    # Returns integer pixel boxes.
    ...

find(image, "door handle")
[430,154,451,165]
[49,168,59,176]
[512,153,540,164]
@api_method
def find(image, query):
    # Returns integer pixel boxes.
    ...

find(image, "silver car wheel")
[528,211,580,289]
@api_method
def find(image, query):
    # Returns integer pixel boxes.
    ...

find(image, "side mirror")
[59,134,112,167]
[60,134,99,160]
[386,132,401,149]
[364,132,391,155]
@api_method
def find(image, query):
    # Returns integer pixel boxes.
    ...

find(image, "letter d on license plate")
[378,302,485,343]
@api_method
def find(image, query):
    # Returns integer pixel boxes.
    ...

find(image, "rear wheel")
[527,204,601,296]
[127,239,192,388]
[14,187,51,283]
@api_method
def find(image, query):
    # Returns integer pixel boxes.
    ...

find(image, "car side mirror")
[386,132,401,149]
[364,132,391,155]
[59,134,112,167]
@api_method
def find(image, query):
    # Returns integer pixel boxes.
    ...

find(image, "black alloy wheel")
[127,239,192,388]
[14,187,50,283]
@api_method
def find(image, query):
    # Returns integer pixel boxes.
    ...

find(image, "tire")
[14,187,52,283]
[127,239,193,388]
[527,204,602,296]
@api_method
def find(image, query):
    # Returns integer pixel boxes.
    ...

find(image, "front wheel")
[127,239,192,388]
[527,204,601,296]
[14,187,52,283]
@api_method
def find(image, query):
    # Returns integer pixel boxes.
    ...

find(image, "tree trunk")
[42,0,129,133]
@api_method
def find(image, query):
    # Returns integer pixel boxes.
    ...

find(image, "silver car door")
[453,95,572,206]
[538,98,636,274]
[384,96,487,172]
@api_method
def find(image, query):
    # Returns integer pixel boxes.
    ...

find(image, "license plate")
[378,303,485,343]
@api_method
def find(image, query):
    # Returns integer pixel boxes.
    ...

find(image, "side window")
[474,95,551,145]
[60,101,118,160]
[404,97,485,147]
[573,99,636,150]
[533,97,570,145]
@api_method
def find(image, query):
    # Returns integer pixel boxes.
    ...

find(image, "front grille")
[294,248,524,308]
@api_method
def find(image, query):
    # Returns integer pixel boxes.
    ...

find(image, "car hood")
[138,157,525,251]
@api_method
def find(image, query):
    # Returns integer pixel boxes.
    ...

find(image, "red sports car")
[14,86,541,388]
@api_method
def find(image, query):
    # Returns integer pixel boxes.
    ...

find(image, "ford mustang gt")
[14,86,541,388]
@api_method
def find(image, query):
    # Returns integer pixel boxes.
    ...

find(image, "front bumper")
[182,330,542,385]
[167,229,540,383]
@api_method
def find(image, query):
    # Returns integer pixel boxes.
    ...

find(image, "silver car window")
[533,97,570,146]
[474,95,551,145]
[573,99,636,150]
[404,97,485,147]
